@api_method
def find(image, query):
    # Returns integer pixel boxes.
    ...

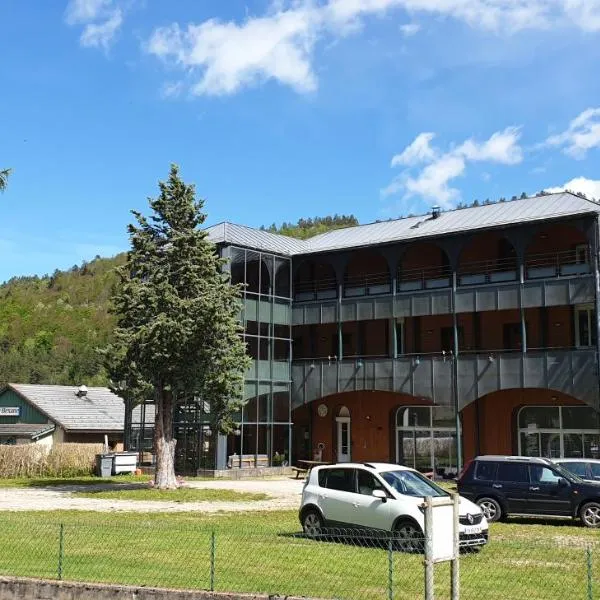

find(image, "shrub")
[0,443,103,478]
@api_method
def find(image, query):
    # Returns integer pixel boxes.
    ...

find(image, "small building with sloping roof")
[0,383,129,447]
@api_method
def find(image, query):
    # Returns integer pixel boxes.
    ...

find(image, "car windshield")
[381,470,448,498]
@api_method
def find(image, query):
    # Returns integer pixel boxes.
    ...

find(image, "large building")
[128,192,600,475]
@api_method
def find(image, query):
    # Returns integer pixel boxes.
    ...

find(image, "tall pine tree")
[106,165,250,488]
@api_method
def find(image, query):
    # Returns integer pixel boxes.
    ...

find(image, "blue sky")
[1,0,600,282]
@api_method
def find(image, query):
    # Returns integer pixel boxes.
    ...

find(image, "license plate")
[463,526,482,535]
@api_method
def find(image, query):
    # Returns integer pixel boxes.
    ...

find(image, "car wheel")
[393,521,424,553]
[477,497,502,523]
[580,502,600,528]
[302,509,324,538]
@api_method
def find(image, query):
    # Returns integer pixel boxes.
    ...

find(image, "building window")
[575,305,597,347]
[518,405,600,459]
[395,406,457,478]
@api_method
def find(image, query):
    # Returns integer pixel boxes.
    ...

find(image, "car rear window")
[560,461,588,477]
[496,463,529,483]
[319,468,355,492]
[474,461,497,481]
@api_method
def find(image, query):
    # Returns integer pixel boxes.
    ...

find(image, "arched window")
[395,406,457,478]
[518,405,600,458]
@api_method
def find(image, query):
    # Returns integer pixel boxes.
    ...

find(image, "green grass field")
[0,510,598,600]
[0,475,152,488]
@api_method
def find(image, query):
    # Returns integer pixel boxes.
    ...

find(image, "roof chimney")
[431,205,441,219]
[76,385,88,398]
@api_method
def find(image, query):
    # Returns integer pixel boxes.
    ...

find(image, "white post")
[424,496,434,600]
[451,493,460,600]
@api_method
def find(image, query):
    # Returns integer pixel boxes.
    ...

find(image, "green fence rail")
[0,522,598,599]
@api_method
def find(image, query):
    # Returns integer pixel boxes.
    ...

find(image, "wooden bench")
[291,466,308,479]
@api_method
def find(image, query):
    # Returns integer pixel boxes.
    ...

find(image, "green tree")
[0,168,11,192]
[105,165,250,489]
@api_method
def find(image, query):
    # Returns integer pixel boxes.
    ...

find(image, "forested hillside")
[0,255,125,386]
[261,215,359,239]
[0,215,360,386]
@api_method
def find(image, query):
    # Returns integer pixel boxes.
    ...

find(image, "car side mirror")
[558,478,568,487]
[372,489,387,502]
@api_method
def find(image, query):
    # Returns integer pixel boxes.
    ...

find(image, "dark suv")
[457,455,600,528]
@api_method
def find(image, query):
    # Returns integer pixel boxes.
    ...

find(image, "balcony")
[526,249,590,280]
[398,265,452,292]
[291,349,598,410]
[457,257,518,286]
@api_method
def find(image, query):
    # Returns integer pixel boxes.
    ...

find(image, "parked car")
[299,462,488,551]
[457,455,600,528]
[552,458,600,483]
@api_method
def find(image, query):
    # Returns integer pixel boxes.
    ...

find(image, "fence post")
[451,494,460,600]
[387,539,394,600]
[57,524,64,581]
[424,496,434,600]
[210,530,216,592]
[587,545,593,600]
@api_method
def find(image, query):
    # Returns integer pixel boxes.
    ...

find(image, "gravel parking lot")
[0,477,304,513]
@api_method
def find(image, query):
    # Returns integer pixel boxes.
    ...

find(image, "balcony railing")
[294,277,337,302]
[526,249,590,280]
[344,271,391,297]
[291,349,598,409]
[397,265,452,292]
[457,257,518,286]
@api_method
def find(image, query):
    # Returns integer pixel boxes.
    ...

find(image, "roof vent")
[76,385,88,398]
[431,205,441,219]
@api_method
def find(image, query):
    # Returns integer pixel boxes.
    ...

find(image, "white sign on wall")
[0,407,21,417]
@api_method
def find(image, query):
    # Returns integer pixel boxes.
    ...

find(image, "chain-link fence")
[0,521,598,599]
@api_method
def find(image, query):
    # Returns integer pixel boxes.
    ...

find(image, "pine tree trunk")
[154,389,178,489]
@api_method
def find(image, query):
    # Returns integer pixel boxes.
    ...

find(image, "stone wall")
[0,577,316,600]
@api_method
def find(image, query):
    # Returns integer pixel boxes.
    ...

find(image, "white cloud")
[399,23,420,36]
[383,127,523,206]
[545,177,600,200]
[145,0,600,97]
[457,127,523,164]
[65,0,123,50]
[545,108,600,159]
[391,132,436,166]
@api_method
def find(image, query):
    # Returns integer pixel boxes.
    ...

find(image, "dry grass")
[0,443,103,478]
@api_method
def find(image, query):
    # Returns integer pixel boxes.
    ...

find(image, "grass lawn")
[73,487,269,502]
[0,510,598,600]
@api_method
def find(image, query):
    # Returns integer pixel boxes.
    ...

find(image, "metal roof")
[206,222,306,256]
[0,423,55,440]
[206,193,600,256]
[8,384,126,432]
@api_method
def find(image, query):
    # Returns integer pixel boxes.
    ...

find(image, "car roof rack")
[363,463,376,469]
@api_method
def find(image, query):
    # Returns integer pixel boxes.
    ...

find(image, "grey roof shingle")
[206,193,600,256]
[9,384,126,432]
[0,423,55,439]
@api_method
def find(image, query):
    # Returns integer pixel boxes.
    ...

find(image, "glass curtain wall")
[226,246,293,468]
[125,244,293,473]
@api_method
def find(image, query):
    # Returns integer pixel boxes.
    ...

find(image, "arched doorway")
[336,406,351,462]
[395,406,457,478]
